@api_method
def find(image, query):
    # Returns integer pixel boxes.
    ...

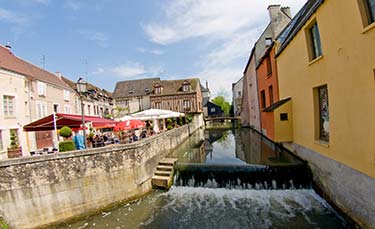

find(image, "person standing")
[73,130,85,150]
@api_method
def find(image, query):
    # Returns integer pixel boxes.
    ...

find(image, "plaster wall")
[0,69,29,158]
[284,142,375,228]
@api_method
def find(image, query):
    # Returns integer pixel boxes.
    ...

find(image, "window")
[266,55,272,75]
[155,86,162,94]
[53,104,59,113]
[238,91,241,97]
[64,105,71,114]
[0,130,3,151]
[183,100,191,109]
[155,102,162,109]
[37,81,47,96]
[210,108,216,112]
[87,105,91,115]
[63,90,70,101]
[36,101,47,118]
[269,85,274,105]
[3,95,15,116]
[265,37,272,46]
[314,85,329,143]
[182,83,190,92]
[280,113,288,121]
[306,21,323,61]
[260,90,266,109]
[359,0,375,26]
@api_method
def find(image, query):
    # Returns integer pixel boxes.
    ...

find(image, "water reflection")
[169,128,302,166]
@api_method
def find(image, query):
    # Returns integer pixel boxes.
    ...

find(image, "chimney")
[267,5,281,21]
[55,72,62,79]
[5,42,11,50]
[206,80,209,89]
[281,7,291,18]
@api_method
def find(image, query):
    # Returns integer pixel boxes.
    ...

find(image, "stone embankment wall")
[0,120,202,229]
[283,142,375,228]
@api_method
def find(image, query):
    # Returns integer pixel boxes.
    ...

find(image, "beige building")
[0,49,29,158]
[62,76,114,119]
[0,45,76,154]
[113,78,159,115]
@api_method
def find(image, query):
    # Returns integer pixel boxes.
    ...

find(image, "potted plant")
[7,131,22,158]
[58,126,75,152]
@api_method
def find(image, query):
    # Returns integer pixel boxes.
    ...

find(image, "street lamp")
[76,78,87,148]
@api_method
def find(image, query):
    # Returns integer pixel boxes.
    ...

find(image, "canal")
[55,127,348,228]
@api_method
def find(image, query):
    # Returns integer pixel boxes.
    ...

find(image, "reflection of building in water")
[235,131,245,162]
[204,140,213,160]
[238,128,262,164]
[236,128,302,166]
[204,130,224,144]
[168,129,206,163]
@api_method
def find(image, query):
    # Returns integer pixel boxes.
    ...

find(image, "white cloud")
[64,1,81,11]
[112,62,147,78]
[144,0,306,45]
[0,8,27,25]
[144,0,307,98]
[137,47,164,55]
[31,0,50,5]
[198,67,242,100]
[79,31,109,47]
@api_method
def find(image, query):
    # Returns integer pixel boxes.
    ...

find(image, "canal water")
[55,127,347,229]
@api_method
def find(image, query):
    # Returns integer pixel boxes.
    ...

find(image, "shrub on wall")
[58,140,75,152]
[59,126,72,138]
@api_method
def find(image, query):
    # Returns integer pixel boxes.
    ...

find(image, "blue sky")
[0,0,306,100]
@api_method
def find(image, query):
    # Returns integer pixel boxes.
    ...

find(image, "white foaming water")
[62,187,345,229]
[149,187,344,229]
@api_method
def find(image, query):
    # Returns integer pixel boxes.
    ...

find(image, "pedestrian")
[73,130,85,150]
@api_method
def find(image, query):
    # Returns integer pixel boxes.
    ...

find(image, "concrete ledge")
[283,142,375,228]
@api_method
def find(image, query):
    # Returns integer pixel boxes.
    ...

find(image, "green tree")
[212,96,231,115]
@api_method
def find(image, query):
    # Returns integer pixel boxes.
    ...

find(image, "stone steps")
[152,158,178,189]
[155,170,172,176]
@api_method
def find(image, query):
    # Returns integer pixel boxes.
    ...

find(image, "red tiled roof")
[0,45,71,89]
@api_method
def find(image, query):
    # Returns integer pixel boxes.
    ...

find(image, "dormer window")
[129,89,134,94]
[182,81,190,92]
[154,84,163,94]
[145,88,151,94]
[265,37,272,46]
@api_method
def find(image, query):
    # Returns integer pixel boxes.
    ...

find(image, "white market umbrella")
[131,108,184,120]
[117,115,135,121]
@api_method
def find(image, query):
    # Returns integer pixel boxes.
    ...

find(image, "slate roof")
[263,98,291,112]
[152,78,200,96]
[113,78,160,99]
[0,45,71,89]
[276,0,324,57]
[61,76,113,99]
[201,83,209,92]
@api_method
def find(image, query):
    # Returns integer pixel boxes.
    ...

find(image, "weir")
[174,163,312,189]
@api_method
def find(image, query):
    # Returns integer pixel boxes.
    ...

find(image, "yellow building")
[275,0,375,226]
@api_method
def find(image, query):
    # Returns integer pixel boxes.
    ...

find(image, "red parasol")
[113,119,145,131]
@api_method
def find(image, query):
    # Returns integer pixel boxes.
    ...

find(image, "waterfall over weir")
[174,163,312,189]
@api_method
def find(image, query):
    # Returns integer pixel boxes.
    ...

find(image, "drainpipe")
[26,80,33,152]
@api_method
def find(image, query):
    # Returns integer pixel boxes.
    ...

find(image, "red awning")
[23,113,118,131]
